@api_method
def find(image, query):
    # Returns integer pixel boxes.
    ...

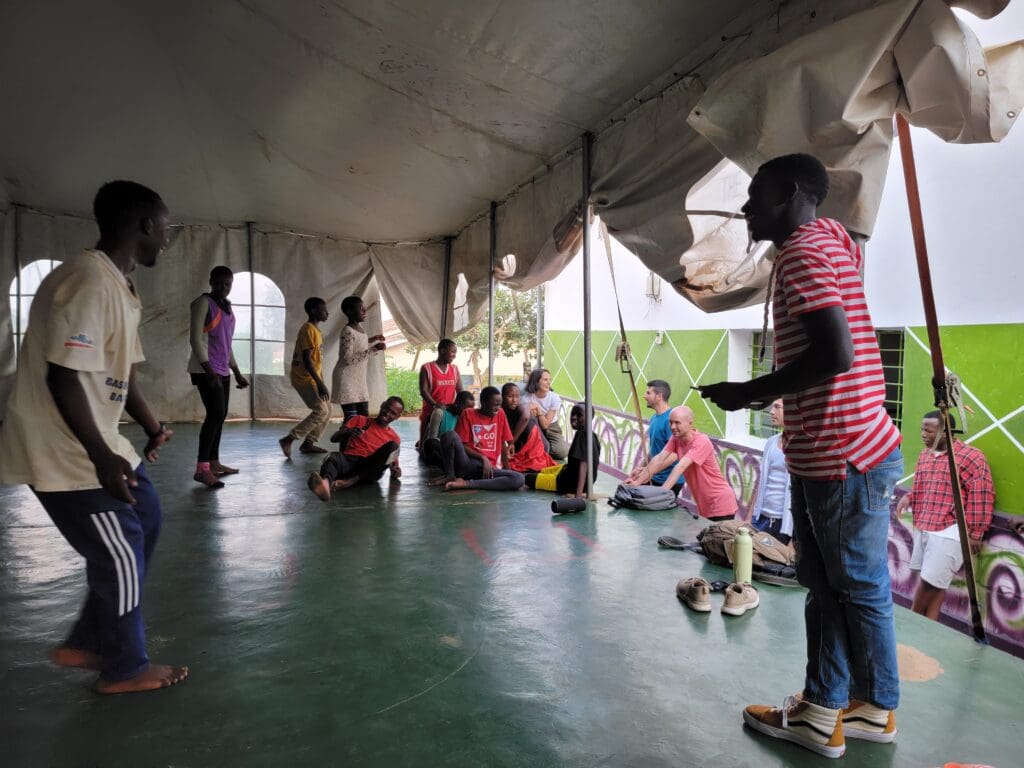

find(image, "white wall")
[546,6,1024,334]
[544,225,764,332]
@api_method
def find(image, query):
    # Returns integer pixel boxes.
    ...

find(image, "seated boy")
[423,390,475,466]
[525,405,600,498]
[430,386,524,492]
[307,396,404,501]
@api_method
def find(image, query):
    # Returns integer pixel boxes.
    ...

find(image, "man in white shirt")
[0,181,188,695]
[750,399,793,544]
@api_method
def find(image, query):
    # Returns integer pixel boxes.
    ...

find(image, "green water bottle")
[733,527,753,585]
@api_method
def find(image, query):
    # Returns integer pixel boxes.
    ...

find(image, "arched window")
[230,272,286,375]
[8,258,62,361]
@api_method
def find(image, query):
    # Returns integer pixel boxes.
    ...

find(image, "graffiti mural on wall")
[567,399,1024,658]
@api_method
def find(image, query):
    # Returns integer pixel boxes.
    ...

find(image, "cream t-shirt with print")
[0,250,145,492]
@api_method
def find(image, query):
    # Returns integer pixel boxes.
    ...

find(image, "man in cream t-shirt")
[0,180,188,695]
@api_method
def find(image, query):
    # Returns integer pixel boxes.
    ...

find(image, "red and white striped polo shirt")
[773,218,901,480]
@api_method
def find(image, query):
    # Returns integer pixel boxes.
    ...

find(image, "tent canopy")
[0,0,753,241]
[0,1,1020,419]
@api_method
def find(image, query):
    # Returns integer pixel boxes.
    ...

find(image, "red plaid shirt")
[908,441,994,539]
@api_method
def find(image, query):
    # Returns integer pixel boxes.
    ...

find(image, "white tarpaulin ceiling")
[0,0,1021,364]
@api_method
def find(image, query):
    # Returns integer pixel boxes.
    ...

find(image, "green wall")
[544,329,728,438]
[901,324,1024,514]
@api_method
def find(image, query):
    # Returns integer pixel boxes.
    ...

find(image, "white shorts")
[910,529,964,590]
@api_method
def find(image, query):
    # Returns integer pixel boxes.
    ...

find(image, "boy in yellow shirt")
[279,297,331,457]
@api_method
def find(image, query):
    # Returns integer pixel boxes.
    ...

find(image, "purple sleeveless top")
[205,295,236,376]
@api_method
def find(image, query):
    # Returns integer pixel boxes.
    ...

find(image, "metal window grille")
[9,259,62,363]
[747,328,905,437]
[749,331,776,438]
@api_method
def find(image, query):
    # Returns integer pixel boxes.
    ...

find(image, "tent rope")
[598,218,649,464]
[895,113,987,643]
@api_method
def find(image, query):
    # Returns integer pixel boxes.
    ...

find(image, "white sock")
[790,702,840,741]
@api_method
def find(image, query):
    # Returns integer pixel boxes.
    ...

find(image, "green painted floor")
[1,419,1020,768]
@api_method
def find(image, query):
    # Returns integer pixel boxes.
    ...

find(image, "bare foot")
[95,663,189,695]
[279,436,295,458]
[300,441,327,454]
[194,469,225,489]
[428,476,454,487]
[307,472,330,502]
[331,477,358,491]
[211,462,239,476]
[49,646,100,670]
[444,478,470,491]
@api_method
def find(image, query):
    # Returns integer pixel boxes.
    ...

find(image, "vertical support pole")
[535,285,543,368]
[582,132,594,499]
[440,236,453,339]
[895,114,986,643]
[13,205,22,357]
[246,222,256,421]
[488,202,496,387]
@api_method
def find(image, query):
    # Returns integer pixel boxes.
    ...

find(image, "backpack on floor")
[696,520,795,568]
[608,484,678,510]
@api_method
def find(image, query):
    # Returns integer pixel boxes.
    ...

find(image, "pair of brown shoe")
[676,577,759,615]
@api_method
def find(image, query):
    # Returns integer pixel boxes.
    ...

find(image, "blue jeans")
[790,448,903,711]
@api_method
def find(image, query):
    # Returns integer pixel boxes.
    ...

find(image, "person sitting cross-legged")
[628,379,684,496]
[307,396,405,501]
[626,405,737,521]
[430,386,524,492]
[502,383,557,473]
[525,405,600,498]
[423,390,475,467]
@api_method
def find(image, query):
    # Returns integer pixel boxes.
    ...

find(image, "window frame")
[9,258,62,362]
[747,328,905,438]
[230,271,287,377]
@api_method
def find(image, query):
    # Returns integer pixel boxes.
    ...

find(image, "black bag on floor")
[608,484,678,510]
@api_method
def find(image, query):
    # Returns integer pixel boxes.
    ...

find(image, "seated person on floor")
[628,379,684,495]
[525,405,600,498]
[423,390,475,466]
[307,396,405,501]
[502,383,557,473]
[522,368,569,460]
[750,399,792,545]
[625,405,737,521]
[430,386,524,492]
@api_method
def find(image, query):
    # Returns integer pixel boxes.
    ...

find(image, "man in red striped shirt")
[899,411,993,620]
[701,154,903,758]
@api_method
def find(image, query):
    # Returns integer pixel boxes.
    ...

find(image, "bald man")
[626,406,737,521]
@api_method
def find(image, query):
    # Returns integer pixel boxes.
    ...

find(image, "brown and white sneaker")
[743,696,845,758]
[842,700,897,743]
[675,577,712,612]
[721,582,759,616]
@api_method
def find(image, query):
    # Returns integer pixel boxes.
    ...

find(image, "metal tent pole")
[13,205,22,354]
[440,236,453,339]
[488,201,496,387]
[582,132,594,499]
[895,113,986,643]
[535,285,543,368]
[246,222,256,421]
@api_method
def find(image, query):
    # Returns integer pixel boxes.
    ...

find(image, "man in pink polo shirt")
[626,406,737,521]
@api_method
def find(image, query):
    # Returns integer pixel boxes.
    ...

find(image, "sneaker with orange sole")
[842,699,897,743]
[743,696,845,759]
